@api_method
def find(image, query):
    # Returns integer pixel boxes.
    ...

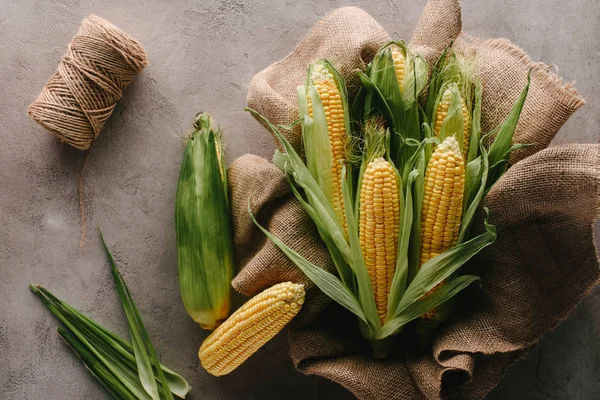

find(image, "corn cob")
[359,158,400,323]
[419,136,465,319]
[199,282,305,376]
[390,45,406,89]
[433,87,471,157]
[175,113,234,330]
[306,61,348,230]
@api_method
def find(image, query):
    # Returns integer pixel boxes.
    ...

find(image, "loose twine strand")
[28,15,148,245]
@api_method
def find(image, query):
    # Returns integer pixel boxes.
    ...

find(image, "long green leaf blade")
[248,201,368,326]
[487,72,531,187]
[387,169,418,319]
[376,275,480,339]
[391,216,496,321]
[30,285,153,399]
[99,230,173,400]
[342,167,379,334]
[33,285,190,398]
[59,328,138,400]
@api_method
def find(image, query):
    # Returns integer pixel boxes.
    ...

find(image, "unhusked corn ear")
[433,88,472,157]
[176,113,234,331]
[390,45,406,89]
[307,61,347,231]
[359,158,400,324]
[419,136,465,319]
[199,282,305,376]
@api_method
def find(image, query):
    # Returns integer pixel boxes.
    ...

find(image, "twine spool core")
[28,15,148,150]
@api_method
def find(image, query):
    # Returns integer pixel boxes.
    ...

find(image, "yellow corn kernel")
[433,88,472,157]
[391,45,406,89]
[307,63,347,231]
[199,282,305,376]
[419,136,465,319]
[359,158,400,323]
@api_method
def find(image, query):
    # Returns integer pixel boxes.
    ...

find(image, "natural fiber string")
[28,15,147,245]
[78,146,92,247]
[28,14,148,149]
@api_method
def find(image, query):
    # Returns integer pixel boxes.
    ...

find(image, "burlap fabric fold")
[229,2,600,399]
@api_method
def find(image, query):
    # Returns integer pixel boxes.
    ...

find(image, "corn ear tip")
[194,112,212,131]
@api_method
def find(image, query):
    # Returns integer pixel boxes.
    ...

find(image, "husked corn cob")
[390,45,406,89]
[419,136,465,319]
[359,158,400,323]
[307,62,347,230]
[433,88,472,157]
[199,282,305,376]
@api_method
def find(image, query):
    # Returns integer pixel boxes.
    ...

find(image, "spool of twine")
[28,15,148,245]
[28,15,148,150]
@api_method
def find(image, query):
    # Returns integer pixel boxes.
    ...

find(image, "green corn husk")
[297,58,353,230]
[30,231,190,399]
[175,113,234,330]
[357,41,428,171]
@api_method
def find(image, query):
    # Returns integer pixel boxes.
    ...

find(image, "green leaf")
[408,147,426,283]
[59,329,138,400]
[386,215,496,330]
[466,80,482,164]
[30,285,191,399]
[487,71,531,187]
[464,156,482,210]
[342,166,379,334]
[357,70,396,133]
[386,169,418,319]
[99,230,174,400]
[458,142,489,244]
[301,84,336,212]
[375,275,480,339]
[438,84,464,150]
[425,46,452,122]
[285,174,355,291]
[30,285,155,399]
[248,201,369,327]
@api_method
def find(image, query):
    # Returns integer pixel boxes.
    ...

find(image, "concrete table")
[1,0,598,398]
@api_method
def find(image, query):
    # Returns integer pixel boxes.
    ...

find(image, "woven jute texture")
[28,15,148,150]
[231,2,599,399]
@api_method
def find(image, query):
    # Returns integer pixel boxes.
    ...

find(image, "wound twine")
[28,14,148,150]
[28,15,148,245]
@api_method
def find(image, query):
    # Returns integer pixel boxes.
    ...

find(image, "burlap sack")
[230,2,600,399]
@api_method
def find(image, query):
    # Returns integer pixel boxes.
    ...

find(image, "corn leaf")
[248,201,369,328]
[342,166,380,333]
[408,147,426,284]
[438,85,464,151]
[487,71,530,188]
[464,156,482,210]
[458,140,490,245]
[383,214,496,336]
[284,172,355,291]
[424,46,452,122]
[386,169,418,319]
[375,275,480,339]
[100,230,173,400]
[30,284,154,399]
[466,80,482,164]
[58,328,139,400]
[31,284,191,398]
[300,84,337,211]
[357,70,395,133]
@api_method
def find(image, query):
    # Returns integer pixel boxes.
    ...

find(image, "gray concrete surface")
[1,0,598,398]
